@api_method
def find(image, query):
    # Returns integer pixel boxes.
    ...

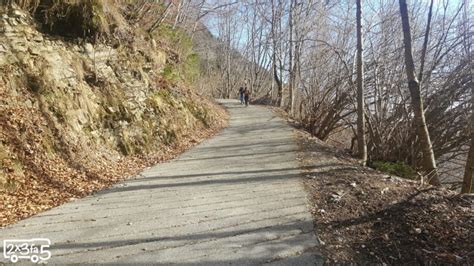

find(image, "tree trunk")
[461,0,473,194]
[277,0,284,107]
[148,2,172,34]
[271,0,283,107]
[273,56,283,106]
[399,0,440,186]
[293,38,300,117]
[356,0,367,165]
[462,129,474,193]
[173,0,183,29]
[418,0,434,83]
[288,0,294,115]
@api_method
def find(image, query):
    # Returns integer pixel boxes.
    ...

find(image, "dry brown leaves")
[0,96,228,227]
[294,130,473,264]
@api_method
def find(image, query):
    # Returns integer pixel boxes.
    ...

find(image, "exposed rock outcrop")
[0,5,227,226]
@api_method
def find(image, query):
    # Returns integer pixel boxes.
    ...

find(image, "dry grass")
[2,0,132,40]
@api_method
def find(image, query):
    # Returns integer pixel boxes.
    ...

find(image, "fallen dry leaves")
[0,92,228,227]
[294,129,473,264]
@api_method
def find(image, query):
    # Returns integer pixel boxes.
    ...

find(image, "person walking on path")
[238,87,245,104]
[244,87,251,107]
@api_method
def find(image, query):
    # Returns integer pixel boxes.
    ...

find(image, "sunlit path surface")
[0,99,321,265]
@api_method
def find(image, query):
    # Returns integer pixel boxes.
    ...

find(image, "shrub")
[182,53,200,83]
[370,161,418,180]
[157,24,193,54]
[162,64,179,82]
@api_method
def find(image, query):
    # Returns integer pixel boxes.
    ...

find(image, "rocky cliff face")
[0,5,226,226]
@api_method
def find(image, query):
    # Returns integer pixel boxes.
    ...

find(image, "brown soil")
[295,129,473,264]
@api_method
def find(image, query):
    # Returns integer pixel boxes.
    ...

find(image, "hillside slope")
[0,3,227,227]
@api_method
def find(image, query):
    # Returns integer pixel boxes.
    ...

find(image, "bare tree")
[148,2,173,34]
[287,0,295,115]
[398,0,440,186]
[418,0,434,83]
[271,0,284,107]
[356,0,367,165]
[462,87,474,193]
[461,0,473,194]
[197,0,470,188]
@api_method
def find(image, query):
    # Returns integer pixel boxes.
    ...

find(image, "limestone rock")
[28,46,41,55]
[84,43,94,55]
[7,17,18,26]
[11,10,27,20]
[32,34,43,42]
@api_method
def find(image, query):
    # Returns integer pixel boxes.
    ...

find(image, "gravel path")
[0,99,321,265]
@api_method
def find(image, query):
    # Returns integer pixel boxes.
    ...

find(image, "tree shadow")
[41,219,323,264]
[178,149,300,162]
[49,220,314,250]
[323,188,472,264]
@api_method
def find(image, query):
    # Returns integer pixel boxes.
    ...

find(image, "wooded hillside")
[201,0,473,192]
